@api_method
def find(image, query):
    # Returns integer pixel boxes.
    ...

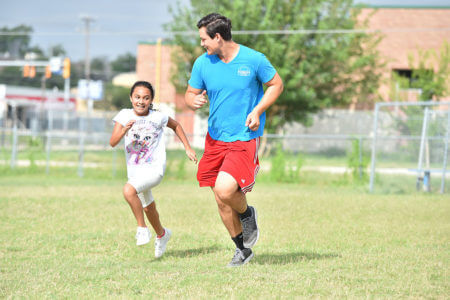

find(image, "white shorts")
[128,172,164,208]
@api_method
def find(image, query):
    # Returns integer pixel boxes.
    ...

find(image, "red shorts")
[197,133,260,194]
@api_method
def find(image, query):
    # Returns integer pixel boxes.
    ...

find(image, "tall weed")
[347,138,369,183]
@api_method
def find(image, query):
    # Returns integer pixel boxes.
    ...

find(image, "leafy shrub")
[347,138,369,182]
[270,144,304,183]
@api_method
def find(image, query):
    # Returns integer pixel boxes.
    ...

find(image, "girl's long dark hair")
[130,81,155,110]
[130,81,155,99]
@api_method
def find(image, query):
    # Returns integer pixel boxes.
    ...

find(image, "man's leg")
[214,171,259,248]
[214,171,259,247]
[212,170,247,232]
[212,172,254,266]
[212,189,243,237]
[213,171,247,211]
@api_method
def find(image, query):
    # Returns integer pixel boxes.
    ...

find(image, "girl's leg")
[139,174,165,236]
[139,175,171,258]
[123,183,146,227]
[143,201,164,236]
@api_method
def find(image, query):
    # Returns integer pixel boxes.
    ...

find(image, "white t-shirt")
[113,109,169,178]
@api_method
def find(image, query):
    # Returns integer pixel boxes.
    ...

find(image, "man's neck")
[217,41,240,63]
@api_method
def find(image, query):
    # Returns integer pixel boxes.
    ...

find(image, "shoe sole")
[155,229,172,258]
[243,207,259,248]
[136,239,150,246]
[227,252,255,267]
[136,230,151,246]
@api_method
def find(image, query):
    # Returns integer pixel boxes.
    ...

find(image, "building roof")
[2,85,76,110]
[362,5,450,9]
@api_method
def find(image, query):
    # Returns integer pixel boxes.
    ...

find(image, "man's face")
[199,27,219,55]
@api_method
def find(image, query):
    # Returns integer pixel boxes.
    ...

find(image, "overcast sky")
[1,0,449,61]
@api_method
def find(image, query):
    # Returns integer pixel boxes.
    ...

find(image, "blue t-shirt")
[188,45,276,142]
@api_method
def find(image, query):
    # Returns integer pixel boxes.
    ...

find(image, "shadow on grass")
[164,245,224,258]
[254,251,339,265]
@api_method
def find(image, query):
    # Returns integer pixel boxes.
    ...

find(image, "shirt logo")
[237,66,251,77]
[241,179,246,184]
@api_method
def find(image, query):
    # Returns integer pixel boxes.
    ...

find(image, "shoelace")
[232,249,244,261]
[137,230,147,239]
[242,213,254,227]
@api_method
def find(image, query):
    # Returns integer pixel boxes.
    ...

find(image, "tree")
[166,0,383,133]
[0,25,73,89]
[0,25,41,87]
[408,41,450,101]
[49,44,67,57]
[0,24,33,58]
[90,56,111,81]
[111,52,136,73]
[100,83,131,110]
[389,42,450,163]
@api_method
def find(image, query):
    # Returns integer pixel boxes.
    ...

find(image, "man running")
[185,13,284,266]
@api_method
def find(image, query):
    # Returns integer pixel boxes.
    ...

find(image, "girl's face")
[130,86,153,116]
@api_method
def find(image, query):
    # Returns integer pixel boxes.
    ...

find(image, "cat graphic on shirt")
[126,123,159,165]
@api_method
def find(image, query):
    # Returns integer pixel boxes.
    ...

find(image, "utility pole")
[155,38,162,107]
[80,14,95,131]
[80,14,94,83]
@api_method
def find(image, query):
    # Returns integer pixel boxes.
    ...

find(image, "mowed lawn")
[0,172,449,298]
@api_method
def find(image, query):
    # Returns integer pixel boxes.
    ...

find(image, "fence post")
[78,116,85,177]
[1,105,6,149]
[417,107,430,191]
[112,146,117,178]
[10,104,17,169]
[358,137,363,179]
[369,103,380,192]
[45,109,53,174]
[440,111,450,194]
[63,77,70,132]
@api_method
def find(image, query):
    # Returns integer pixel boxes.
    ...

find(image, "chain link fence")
[1,106,449,194]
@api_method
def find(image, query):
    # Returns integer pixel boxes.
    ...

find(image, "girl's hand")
[186,148,198,164]
[123,120,136,134]
[110,120,135,147]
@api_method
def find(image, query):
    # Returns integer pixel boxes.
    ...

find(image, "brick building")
[359,6,450,102]
[136,6,450,137]
[136,41,199,144]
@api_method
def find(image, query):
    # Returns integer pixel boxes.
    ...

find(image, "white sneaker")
[135,227,151,246]
[154,228,172,258]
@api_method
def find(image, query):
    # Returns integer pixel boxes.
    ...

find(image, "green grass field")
[0,168,449,298]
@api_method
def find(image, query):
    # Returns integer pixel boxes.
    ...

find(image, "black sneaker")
[227,248,254,267]
[240,206,259,248]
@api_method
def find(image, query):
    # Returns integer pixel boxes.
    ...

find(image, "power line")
[0,27,450,36]
[231,27,450,35]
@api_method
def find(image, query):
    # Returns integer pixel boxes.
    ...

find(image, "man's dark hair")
[197,13,232,41]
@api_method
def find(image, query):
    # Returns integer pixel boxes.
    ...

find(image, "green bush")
[270,144,304,183]
[346,138,369,183]
[270,144,286,182]
[27,137,43,169]
[176,158,186,180]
